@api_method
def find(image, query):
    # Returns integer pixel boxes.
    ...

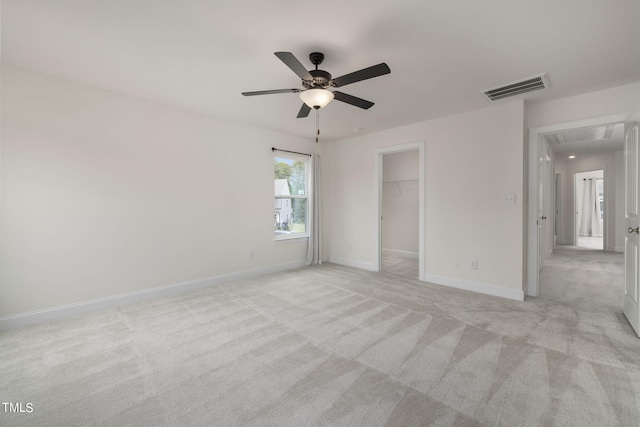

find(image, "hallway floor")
[576,235,604,250]
[539,244,626,330]
[383,245,633,334]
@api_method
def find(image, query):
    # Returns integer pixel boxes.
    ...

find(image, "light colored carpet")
[382,253,419,279]
[1,250,639,426]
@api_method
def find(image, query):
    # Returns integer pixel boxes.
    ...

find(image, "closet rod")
[383,179,419,183]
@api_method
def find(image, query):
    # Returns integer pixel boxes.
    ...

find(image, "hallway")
[384,245,632,333]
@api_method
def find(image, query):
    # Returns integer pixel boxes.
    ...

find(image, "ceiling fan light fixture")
[300,89,334,109]
[242,52,389,118]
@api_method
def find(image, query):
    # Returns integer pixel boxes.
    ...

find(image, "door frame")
[527,113,629,296]
[537,140,554,272]
[555,172,560,250]
[375,141,425,280]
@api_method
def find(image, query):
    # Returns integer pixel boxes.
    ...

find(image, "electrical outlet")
[502,193,516,204]
[249,251,255,260]
[470,259,478,270]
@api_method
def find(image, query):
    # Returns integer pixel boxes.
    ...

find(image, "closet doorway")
[375,141,425,281]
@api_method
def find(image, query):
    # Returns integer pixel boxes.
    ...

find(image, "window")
[274,153,310,239]
[596,178,604,221]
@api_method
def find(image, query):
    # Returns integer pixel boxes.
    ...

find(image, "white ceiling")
[3,0,640,142]
[545,123,625,157]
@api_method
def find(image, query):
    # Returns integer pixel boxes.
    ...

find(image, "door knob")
[629,227,640,234]
[541,216,547,220]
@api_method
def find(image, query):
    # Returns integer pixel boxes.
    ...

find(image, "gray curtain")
[579,178,603,237]
[306,154,322,265]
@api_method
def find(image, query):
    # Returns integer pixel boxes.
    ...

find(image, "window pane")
[274,198,306,236]
[289,160,307,196]
[274,155,308,238]
[274,157,306,196]
[597,178,604,220]
[290,198,307,233]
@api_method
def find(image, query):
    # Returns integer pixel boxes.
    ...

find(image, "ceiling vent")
[481,73,550,101]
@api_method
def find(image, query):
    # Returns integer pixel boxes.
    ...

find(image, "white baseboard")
[382,248,419,259]
[0,260,307,331]
[324,256,377,272]
[423,273,525,301]
[325,257,522,301]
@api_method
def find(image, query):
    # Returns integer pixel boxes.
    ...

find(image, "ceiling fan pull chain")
[316,109,320,143]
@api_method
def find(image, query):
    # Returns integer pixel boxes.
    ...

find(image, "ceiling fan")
[242,52,391,118]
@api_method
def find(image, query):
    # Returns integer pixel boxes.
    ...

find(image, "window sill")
[274,235,309,245]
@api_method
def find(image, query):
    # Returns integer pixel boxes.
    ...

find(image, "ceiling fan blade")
[332,63,391,87]
[297,103,311,118]
[274,52,313,81]
[242,89,301,96]
[333,91,375,109]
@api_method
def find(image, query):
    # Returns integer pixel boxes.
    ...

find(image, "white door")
[538,141,552,271]
[623,122,640,337]
[538,143,545,271]
[545,149,554,256]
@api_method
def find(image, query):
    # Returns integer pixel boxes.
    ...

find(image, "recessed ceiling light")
[568,155,576,159]
[353,127,362,133]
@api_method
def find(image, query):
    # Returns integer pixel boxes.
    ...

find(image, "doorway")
[574,170,604,250]
[381,150,419,278]
[375,141,425,281]
[527,114,628,297]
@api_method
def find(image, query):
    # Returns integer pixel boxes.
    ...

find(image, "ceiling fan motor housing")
[303,69,333,89]
[301,52,332,89]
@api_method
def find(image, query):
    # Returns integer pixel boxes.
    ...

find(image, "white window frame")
[274,152,311,241]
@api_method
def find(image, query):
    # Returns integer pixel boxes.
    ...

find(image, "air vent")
[481,73,550,101]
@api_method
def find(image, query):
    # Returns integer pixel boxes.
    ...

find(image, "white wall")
[325,101,525,299]
[382,150,419,256]
[4,66,637,319]
[527,82,640,129]
[0,66,319,319]
[554,152,623,251]
[525,82,640,295]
